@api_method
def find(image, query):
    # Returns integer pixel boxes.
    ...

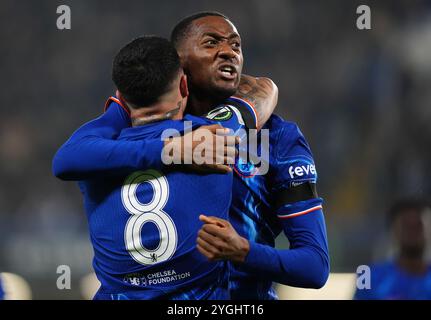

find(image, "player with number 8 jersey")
[80,97,256,300]
[54,35,265,300]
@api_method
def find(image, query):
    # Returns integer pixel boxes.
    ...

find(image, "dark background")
[0,0,430,298]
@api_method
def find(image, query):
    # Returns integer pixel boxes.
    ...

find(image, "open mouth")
[217,65,237,80]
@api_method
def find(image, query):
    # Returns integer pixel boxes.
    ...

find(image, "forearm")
[234,74,278,130]
[240,208,329,288]
[53,136,164,180]
[242,238,329,288]
[52,104,164,180]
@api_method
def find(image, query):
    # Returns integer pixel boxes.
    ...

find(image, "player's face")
[179,16,243,99]
[393,210,426,256]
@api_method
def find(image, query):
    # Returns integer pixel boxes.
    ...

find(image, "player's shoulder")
[265,114,302,135]
[184,114,213,125]
[205,98,257,130]
[118,117,208,141]
[265,114,310,154]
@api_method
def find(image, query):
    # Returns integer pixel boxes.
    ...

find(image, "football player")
[55,35,273,299]
[53,12,328,300]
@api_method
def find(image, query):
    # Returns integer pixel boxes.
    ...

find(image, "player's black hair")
[170,11,230,49]
[112,36,181,107]
[387,198,429,227]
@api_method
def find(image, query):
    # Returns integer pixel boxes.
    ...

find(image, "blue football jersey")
[355,261,431,300]
[228,114,325,300]
[79,98,257,300]
[0,276,4,300]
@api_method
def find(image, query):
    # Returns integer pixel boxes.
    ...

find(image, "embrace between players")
[53,12,329,300]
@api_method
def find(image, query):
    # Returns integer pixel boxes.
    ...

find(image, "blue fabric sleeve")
[271,123,317,190]
[241,202,330,288]
[239,122,329,288]
[52,103,164,180]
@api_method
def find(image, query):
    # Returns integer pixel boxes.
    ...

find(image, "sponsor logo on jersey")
[290,181,305,188]
[123,269,191,287]
[205,106,233,121]
[288,164,316,179]
[123,273,148,287]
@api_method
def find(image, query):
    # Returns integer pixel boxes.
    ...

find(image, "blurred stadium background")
[0,0,430,299]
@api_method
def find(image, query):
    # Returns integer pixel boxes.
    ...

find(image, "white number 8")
[121,169,177,265]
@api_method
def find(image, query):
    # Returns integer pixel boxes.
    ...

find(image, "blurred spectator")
[355,199,431,299]
[0,276,4,300]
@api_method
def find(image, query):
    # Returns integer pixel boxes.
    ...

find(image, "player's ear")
[116,90,122,100]
[177,48,187,68]
[180,73,188,98]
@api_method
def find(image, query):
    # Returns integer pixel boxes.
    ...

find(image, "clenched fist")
[196,214,250,264]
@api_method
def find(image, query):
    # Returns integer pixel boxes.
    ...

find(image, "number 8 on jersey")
[121,169,177,265]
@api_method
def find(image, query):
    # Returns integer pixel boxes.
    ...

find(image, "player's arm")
[210,76,277,140]
[233,74,278,130]
[197,125,330,288]
[240,199,329,288]
[245,126,330,287]
[53,101,236,180]
[198,202,329,288]
[52,102,165,180]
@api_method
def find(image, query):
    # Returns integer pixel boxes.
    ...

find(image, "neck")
[186,90,228,116]
[130,101,182,127]
[396,252,427,275]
